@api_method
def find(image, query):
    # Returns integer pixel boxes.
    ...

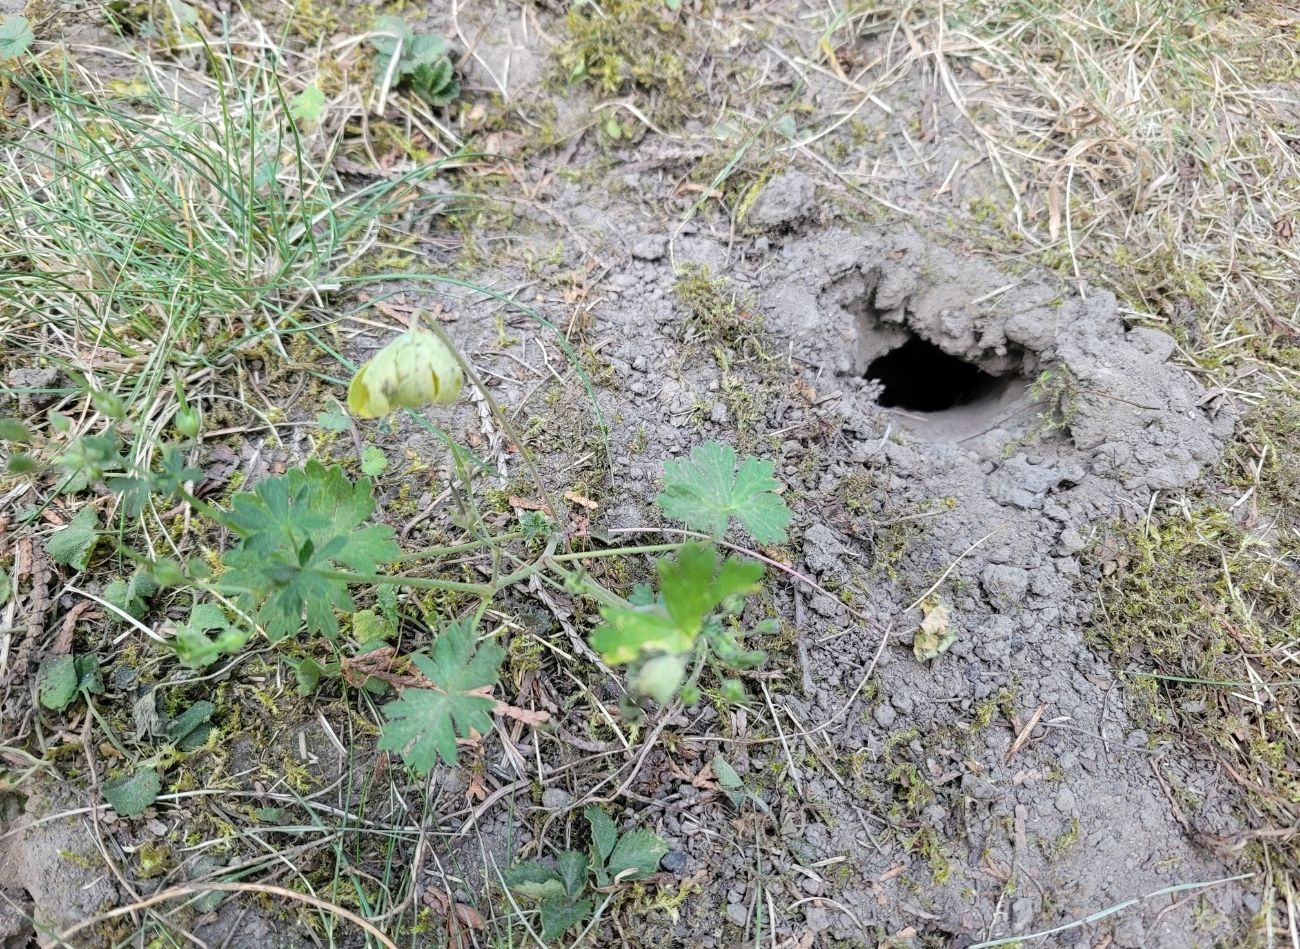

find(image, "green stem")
[312,568,493,597]
[537,558,632,611]
[547,541,685,563]
[388,532,522,563]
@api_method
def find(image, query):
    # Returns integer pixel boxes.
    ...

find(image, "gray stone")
[631,235,666,261]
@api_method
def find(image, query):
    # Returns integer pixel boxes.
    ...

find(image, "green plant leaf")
[557,849,588,902]
[377,620,504,771]
[503,861,565,901]
[629,653,687,703]
[172,603,248,669]
[659,543,762,633]
[406,32,447,66]
[369,14,414,82]
[606,828,667,882]
[589,604,692,665]
[585,806,617,864]
[47,505,99,570]
[409,58,459,106]
[220,461,399,641]
[316,410,351,432]
[75,655,103,695]
[291,657,321,695]
[352,608,395,643]
[657,441,791,543]
[540,896,593,940]
[0,418,31,442]
[104,570,158,620]
[360,444,387,476]
[712,754,747,808]
[0,16,34,59]
[38,655,78,710]
[589,543,763,670]
[103,767,160,818]
[289,84,326,122]
[167,700,215,750]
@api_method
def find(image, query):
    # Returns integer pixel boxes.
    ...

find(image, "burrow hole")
[865,334,1006,413]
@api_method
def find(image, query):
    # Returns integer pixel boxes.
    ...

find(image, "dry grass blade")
[1004,703,1046,762]
[56,881,399,947]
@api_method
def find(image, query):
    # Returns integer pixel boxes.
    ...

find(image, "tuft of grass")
[0,43,446,427]
[907,0,1298,354]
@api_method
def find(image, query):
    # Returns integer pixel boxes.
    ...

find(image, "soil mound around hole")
[589,220,1243,942]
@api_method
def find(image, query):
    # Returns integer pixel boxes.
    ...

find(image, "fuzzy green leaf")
[104,570,158,620]
[585,806,618,864]
[657,441,790,543]
[589,605,692,665]
[316,410,351,432]
[0,418,31,442]
[0,16,34,59]
[377,621,504,771]
[103,768,160,818]
[290,84,326,122]
[38,655,78,710]
[557,850,588,901]
[352,608,395,643]
[75,655,103,695]
[167,701,215,749]
[659,543,762,633]
[172,604,249,669]
[589,544,762,668]
[360,444,387,476]
[220,461,399,641]
[606,828,667,882]
[410,58,459,106]
[503,861,564,901]
[540,897,592,940]
[47,505,99,571]
[406,32,447,66]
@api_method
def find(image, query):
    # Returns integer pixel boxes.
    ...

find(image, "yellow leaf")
[348,327,463,419]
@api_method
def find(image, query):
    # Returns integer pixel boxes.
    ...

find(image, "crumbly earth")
[0,0,1286,946]
[405,208,1243,945]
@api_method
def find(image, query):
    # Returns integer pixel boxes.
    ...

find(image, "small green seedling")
[588,440,790,707]
[590,542,771,704]
[368,16,460,106]
[504,807,667,941]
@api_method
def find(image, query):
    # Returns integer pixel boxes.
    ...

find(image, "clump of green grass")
[0,38,450,475]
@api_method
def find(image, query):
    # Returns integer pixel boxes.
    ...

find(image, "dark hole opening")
[866,335,1003,412]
